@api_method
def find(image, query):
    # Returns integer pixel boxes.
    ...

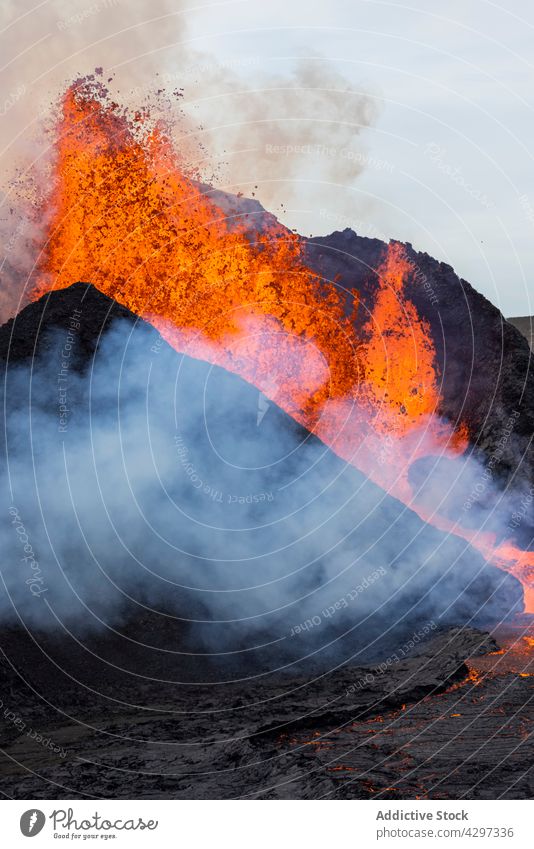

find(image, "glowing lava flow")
[28,74,532,611]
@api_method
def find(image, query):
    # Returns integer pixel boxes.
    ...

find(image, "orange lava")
[403,510,534,613]
[466,615,534,675]
[30,75,361,426]
[489,543,534,612]
[29,75,533,613]
[359,242,439,428]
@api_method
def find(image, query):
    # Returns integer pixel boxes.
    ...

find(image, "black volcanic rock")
[0,281,136,365]
[306,230,534,502]
[0,625,508,800]
[0,282,523,678]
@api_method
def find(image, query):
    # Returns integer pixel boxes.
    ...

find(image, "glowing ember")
[467,616,534,676]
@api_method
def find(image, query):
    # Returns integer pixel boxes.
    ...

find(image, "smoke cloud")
[0,0,379,322]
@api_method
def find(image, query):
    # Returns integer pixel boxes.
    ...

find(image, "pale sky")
[186,0,534,317]
[2,0,534,315]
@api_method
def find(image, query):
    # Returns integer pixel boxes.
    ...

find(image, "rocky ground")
[1,625,532,799]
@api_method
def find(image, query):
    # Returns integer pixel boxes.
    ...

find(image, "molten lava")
[31,75,361,425]
[28,74,533,611]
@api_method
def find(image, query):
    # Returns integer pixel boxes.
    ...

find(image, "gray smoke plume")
[0,0,379,323]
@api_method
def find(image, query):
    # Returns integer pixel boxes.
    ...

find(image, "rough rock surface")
[3,626,531,799]
[306,230,534,504]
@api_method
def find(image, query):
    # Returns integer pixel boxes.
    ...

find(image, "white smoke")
[0,316,521,669]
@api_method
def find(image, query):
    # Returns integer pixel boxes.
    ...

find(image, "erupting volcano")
[23,73,533,611]
[1,66,533,804]
[31,75,443,442]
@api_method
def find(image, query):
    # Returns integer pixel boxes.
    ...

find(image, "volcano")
[0,282,532,800]
[8,76,529,609]
[1,280,522,658]
[0,75,533,800]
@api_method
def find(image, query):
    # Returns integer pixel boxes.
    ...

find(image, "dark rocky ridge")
[191,185,534,504]
[0,280,136,366]
[306,229,534,500]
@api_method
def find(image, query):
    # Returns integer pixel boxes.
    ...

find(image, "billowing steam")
[1,312,521,670]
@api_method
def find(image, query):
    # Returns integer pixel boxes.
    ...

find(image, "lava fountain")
[26,73,533,611]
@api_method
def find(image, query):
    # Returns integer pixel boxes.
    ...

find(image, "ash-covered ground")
[0,623,532,799]
[0,282,532,799]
